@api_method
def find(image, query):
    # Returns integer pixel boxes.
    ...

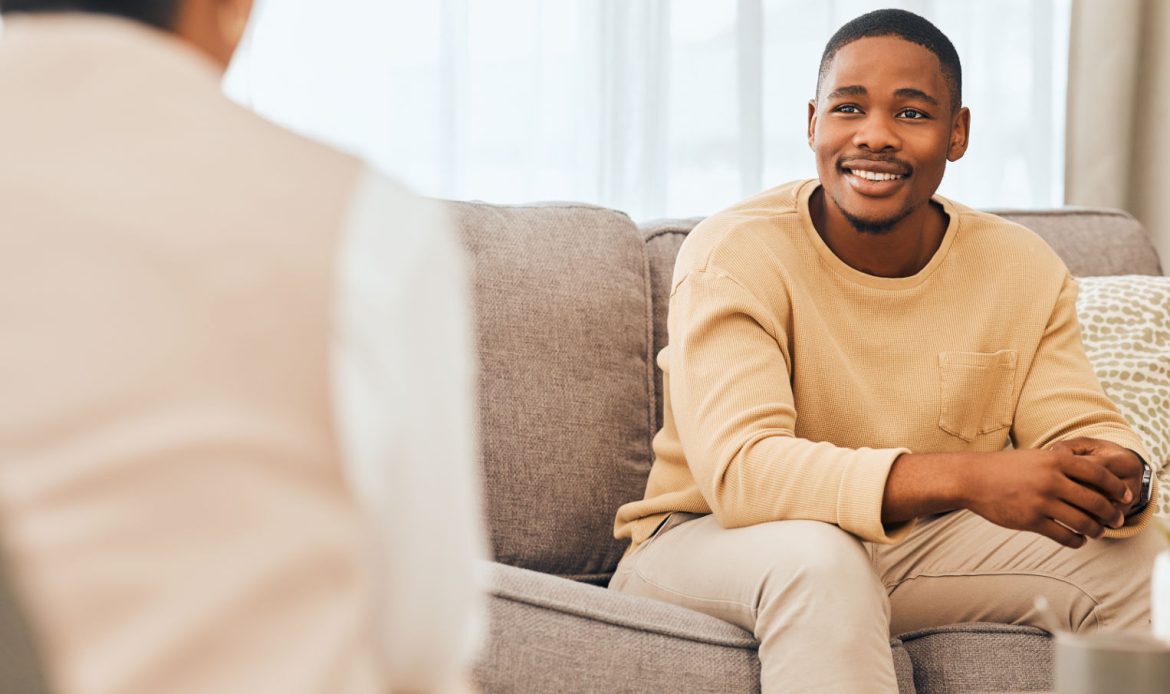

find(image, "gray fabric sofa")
[454,201,1163,694]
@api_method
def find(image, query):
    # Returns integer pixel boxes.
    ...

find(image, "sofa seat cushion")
[475,562,917,693]
[450,202,656,582]
[899,623,1053,693]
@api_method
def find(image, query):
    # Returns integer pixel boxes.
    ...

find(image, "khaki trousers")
[608,510,1166,693]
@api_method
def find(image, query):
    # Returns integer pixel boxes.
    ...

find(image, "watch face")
[1141,464,1154,506]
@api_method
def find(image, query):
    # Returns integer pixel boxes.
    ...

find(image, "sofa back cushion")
[640,208,1163,434]
[450,201,654,583]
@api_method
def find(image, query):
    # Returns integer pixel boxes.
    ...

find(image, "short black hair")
[817,8,962,113]
[0,0,179,30]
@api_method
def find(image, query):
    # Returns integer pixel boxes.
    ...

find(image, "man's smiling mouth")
[846,169,905,182]
[839,157,912,184]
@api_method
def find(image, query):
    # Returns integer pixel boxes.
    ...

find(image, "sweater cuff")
[836,447,913,544]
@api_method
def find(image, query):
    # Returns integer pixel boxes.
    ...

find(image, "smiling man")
[608,9,1163,693]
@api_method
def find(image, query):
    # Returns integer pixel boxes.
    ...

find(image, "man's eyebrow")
[894,88,941,106]
[827,85,867,100]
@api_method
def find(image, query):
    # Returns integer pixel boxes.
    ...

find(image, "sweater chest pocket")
[937,350,1017,441]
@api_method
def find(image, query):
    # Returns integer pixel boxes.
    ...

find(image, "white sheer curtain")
[226,0,1070,221]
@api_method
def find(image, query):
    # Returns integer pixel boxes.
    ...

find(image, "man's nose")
[851,114,901,151]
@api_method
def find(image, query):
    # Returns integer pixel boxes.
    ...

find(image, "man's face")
[808,36,970,233]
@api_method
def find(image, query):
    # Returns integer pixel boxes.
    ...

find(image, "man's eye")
[834,105,862,114]
[898,109,929,119]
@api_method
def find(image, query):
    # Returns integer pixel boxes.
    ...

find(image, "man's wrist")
[949,451,981,512]
[881,452,974,524]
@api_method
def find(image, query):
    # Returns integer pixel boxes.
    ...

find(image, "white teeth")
[850,169,903,182]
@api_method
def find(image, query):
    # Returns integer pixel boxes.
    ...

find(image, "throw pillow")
[1075,275,1170,517]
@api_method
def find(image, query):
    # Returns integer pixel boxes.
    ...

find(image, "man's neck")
[809,188,948,279]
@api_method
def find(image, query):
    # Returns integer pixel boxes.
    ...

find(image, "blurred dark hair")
[0,1,179,29]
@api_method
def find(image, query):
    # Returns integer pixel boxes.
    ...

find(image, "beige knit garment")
[0,14,381,694]
[615,179,1154,550]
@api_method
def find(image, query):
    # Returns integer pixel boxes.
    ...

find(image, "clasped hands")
[970,437,1145,549]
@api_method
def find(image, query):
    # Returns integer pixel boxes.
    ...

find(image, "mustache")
[837,156,913,176]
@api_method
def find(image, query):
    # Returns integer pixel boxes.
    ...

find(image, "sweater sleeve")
[668,270,912,544]
[1010,273,1154,538]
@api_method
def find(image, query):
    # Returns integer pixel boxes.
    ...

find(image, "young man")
[610,9,1163,693]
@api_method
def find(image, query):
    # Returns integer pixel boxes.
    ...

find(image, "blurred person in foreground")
[610,9,1163,692]
[0,1,486,693]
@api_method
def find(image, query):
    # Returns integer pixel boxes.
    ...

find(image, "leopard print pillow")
[1076,275,1170,517]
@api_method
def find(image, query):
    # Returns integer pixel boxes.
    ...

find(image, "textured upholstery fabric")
[449,201,655,582]
[1076,275,1170,515]
[476,562,918,693]
[900,623,1053,693]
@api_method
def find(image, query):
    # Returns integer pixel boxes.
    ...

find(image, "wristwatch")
[1132,461,1155,514]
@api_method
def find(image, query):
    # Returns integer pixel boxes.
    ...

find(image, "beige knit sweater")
[615,179,1154,550]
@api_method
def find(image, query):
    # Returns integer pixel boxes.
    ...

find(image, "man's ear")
[947,106,971,162]
[807,100,818,150]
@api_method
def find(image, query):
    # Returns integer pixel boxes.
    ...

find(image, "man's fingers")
[1057,478,1125,528]
[1050,437,1097,456]
[1055,438,1142,482]
[1061,455,1130,504]
[1062,436,1098,450]
[1046,502,1106,539]
[1098,452,1144,485]
[1050,441,1082,456]
[1039,519,1087,549]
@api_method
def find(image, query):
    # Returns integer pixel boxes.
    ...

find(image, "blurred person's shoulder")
[0,13,455,261]
[0,13,362,201]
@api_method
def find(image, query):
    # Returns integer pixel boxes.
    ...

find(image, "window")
[226,0,1071,220]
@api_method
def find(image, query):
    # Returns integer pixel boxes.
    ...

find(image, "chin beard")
[832,193,913,235]
[841,210,902,234]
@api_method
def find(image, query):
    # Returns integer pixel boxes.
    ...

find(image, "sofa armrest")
[483,560,757,647]
[475,561,917,693]
[476,561,760,692]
